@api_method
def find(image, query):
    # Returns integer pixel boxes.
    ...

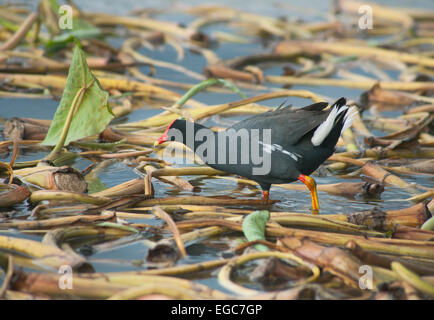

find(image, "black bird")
[155,97,355,213]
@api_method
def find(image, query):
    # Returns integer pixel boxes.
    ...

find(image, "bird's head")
[154,118,186,147]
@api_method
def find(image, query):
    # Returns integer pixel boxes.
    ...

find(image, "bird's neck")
[173,120,216,152]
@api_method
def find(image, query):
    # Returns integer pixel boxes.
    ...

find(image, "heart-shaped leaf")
[42,43,114,148]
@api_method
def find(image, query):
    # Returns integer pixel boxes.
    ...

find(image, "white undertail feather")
[337,105,348,115]
[311,106,338,146]
[340,106,358,134]
[258,141,301,161]
[311,105,358,146]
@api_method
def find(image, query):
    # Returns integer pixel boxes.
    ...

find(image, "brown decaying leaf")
[0,184,30,207]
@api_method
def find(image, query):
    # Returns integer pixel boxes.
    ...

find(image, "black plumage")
[156,97,352,212]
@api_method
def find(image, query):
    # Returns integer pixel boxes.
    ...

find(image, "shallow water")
[1,0,433,295]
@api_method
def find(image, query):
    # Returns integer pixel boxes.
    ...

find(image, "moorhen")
[155,97,355,213]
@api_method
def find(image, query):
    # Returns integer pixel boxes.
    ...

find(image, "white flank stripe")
[311,106,339,146]
[281,149,301,161]
[258,142,301,161]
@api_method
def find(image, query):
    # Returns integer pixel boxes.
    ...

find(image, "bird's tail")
[311,97,357,147]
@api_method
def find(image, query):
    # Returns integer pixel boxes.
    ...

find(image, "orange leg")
[262,190,270,204]
[297,174,319,214]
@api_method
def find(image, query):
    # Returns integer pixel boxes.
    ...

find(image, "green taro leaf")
[242,210,270,251]
[42,44,114,147]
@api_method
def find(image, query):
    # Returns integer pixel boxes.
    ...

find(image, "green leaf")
[86,176,107,194]
[421,216,434,231]
[242,210,270,251]
[42,44,114,148]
